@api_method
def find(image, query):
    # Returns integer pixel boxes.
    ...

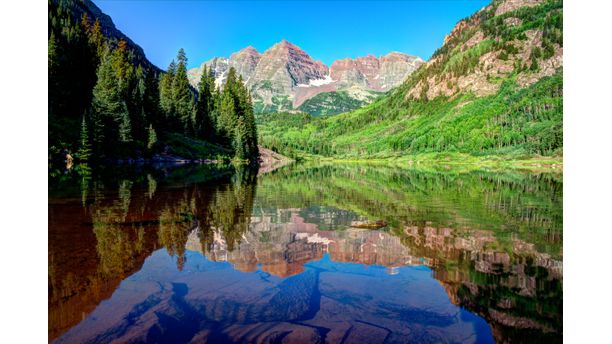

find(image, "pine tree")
[172,48,194,135]
[144,68,161,130]
[218,89,236,149]
[159,60,176,125]
[147,124,157,150]
[233,117,247,159]
[207,67,219,133]
[118,108,132,143]
[128,65,147,143]
[235,80,258,160]
[77,114,92,162]
[91,46,129,156]
[80,13,91,33]
[195,65,215,141]
[90,18,104,59]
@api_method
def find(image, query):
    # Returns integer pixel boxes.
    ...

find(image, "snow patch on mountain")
[297,75,334,88]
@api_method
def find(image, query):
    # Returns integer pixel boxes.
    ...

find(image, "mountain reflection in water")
[49,163,562,343]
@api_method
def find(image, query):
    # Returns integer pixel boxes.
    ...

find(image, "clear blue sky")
[93,0,490,70]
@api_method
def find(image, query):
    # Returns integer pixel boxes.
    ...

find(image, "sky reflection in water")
[49,163,562,343]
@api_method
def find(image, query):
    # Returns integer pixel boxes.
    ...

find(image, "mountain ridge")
[257,0,563,160]
[187,40,424,114]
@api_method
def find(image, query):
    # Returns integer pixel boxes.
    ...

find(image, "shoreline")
[293,153,563,172]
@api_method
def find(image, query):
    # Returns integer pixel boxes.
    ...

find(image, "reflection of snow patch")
[295,232,332,245]
[297,74,334,87]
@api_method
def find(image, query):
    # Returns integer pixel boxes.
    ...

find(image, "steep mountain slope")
[297,87,383,117]
[53,0,160,72]
[258,0,563,160]
[188,41,423,114]
[186,46,261,89]
[248,40,329,112]
[49,0,161,156]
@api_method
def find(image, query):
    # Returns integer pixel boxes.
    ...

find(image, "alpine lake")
[49,162,562,343]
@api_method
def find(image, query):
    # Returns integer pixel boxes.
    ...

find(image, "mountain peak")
[240,45,260,54]
[188,42,423,113]
[271,39,301,51]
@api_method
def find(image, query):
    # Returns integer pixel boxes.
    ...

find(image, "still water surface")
[49,163,562,343]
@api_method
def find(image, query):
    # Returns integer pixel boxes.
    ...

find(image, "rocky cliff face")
[330,53,424,91]
[405,0,562,100]
[187,46,261,90]
[247,40,329,110]
[188,40,423,114]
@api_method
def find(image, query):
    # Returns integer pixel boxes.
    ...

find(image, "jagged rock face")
[188,40,423,113]
[330,56,375,89]
[495,0,545,16]
[229,46,260,83]
[187,57,228,89]
[406,0,563,101]
[378,52,425,89]
[248,40,329,98]
[330,53,424,91]
[187,46,261,89]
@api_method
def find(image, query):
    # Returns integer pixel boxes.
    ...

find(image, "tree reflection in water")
[49,163,562,343]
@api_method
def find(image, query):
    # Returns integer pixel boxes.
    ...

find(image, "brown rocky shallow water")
[49,163,562,343]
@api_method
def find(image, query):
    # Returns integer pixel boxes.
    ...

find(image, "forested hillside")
[49,0,258,168]
[258,0,563,161]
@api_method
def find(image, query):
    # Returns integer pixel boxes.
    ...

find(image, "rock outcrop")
[247,40,329,106]
[406,0,562,101]
[329,53,424,91]
[188,40,423,114]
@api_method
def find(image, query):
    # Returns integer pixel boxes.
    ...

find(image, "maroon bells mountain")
[187,40,424,114]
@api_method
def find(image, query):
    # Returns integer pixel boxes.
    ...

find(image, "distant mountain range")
[257,0,563,159]
[187,40,424,115]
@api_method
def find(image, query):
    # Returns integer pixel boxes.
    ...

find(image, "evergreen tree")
[147,124,157,150]
[119,109,132,143]
[128,65,147,144]
[77,114,92,162]
[213,67,259,160]
[172,48,194,135]
[218,89,236,149]
[195,65,215,141]
[241,89,259,159]
[144,68,162,130]
[233,117,247,159]
[159,60,176,126]
[89,18,104,59]
[91,46,130,156]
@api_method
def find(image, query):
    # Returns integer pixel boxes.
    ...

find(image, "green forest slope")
[258,0,563,162]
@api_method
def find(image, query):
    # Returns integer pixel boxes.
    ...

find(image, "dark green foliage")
[48,1,98,153]
[49,0,259,165]
[194,65,216,141]
[91,46,130,156]
[216,68,259,160]
[259,71,563,158]
[298,90,382,116]
[161,133,231,160]
[159,60,176,126]
[147,124,157,150]
[529,47,541,71]
[256,0,563,160]
[77,114,92,162]
[172,48,195,135]
[48,0,162,162]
